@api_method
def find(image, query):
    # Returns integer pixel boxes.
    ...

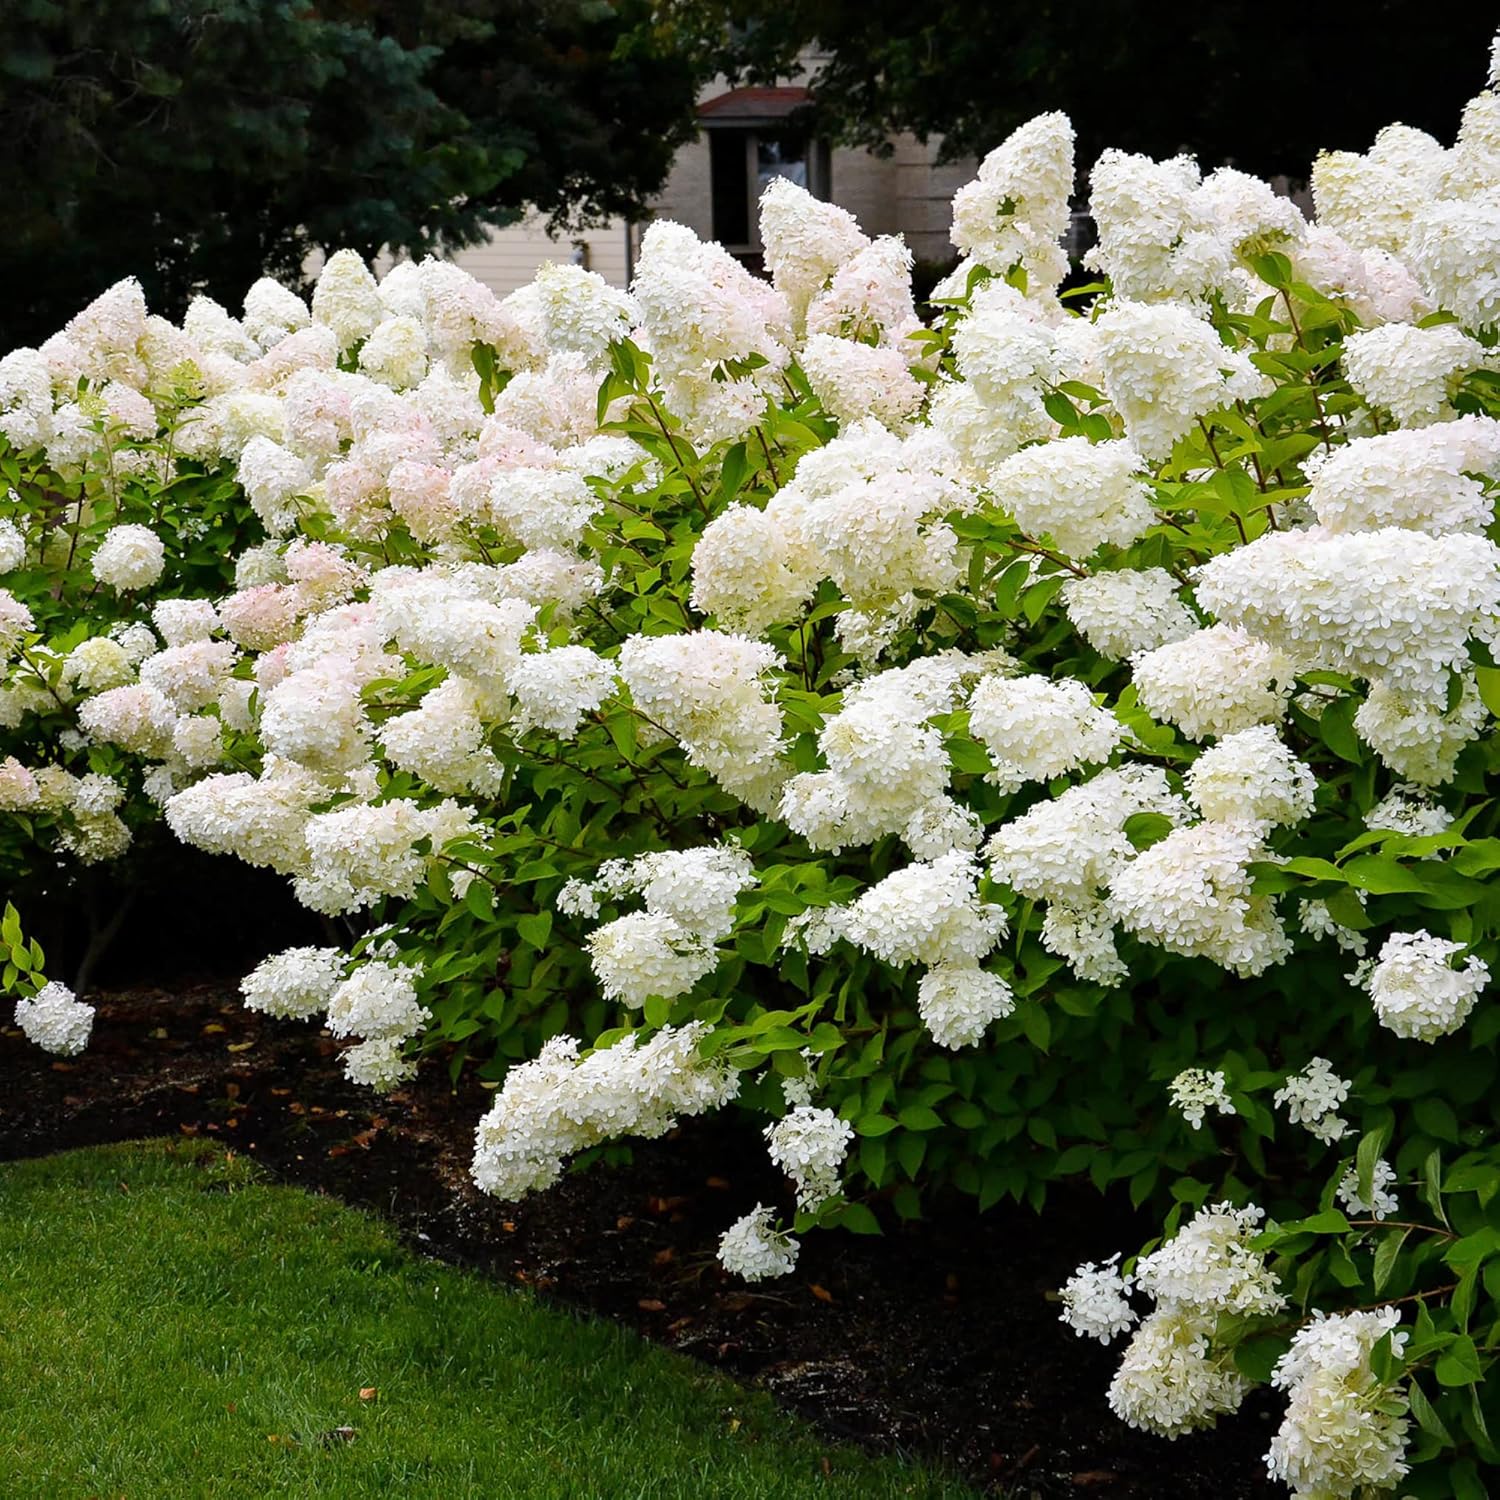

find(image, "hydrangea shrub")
[7,41,1500,1500]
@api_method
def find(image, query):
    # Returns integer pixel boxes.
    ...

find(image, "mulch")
[0,982,1280,1497]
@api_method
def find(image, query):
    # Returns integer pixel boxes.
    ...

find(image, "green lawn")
[0,1140,971,1499]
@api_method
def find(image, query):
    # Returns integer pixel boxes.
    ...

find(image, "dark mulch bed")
[0,983,1280,1498]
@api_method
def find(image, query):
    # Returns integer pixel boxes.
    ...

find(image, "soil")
[0,983,1281,1498]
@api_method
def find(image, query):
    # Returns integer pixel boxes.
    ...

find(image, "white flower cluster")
[1266,1309,1409,1500]
[14,981,95,1056]
[470,1023,739,1201]
[1168,1069,1236,1131]
[617,631,787,813]
[1303,417,1500,536]
[1274,1057,1352,1144]
[239,945,344,1019]
[1184,726,1316,830]
[1087,151,1239,304]
[296,798,478,915]
[577,844,755,1008]
[989,436,1153,561]
[966,673,1122,792]
[1131,624,1297,741]
[949,112,1075,295]
[840,853,1008,966]
[1341,322,1486,427]
[985,764,1188,985]
[1094,301,1271,462]
[764,1103,855,1211]
[1196,526,1500,706]
[1059,1254,1138,1343]
[632,220,790,445]
[240,947,427,1090]
[717,1204,799,1282]
[1080,1201,1284,1439]
[1132,1202,1286,1319]
[1365,783,1455,839]
[1337,1157,1399,1222]
[916,963,1016,1050]
[779,653,980,855]
[1355,929,1489,1042]
[92,524,166,591]
[1060,569,1197,660]
[1111,821,1291,977]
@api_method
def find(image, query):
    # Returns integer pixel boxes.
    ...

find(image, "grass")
[0,1139,973,1499]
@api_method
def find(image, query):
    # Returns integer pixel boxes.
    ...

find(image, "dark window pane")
[710,130,750,246]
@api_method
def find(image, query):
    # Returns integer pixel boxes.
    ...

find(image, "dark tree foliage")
[690,3,1495,181]
[0,0,707,346]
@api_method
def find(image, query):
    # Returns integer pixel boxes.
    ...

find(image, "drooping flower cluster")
[239,945,345,1020]
[717,1205,800,1282]
[1184,726,1317,830]
[764,1102,856,1212]
[1110,820,1292,977]
[470,1023,739,1201]
[1072,1202,1284,1439]
[985,764,1188,985]
[1196,527,1500,707]
[1266,1309,1409,1499]
[14,981,94,1056]
[966,673,1122,792]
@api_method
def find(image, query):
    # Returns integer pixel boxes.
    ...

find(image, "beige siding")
[650,138,716,242]
[893,136,975,265]
[449,216,633,296]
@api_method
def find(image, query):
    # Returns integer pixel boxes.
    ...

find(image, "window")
[708,127,830,255]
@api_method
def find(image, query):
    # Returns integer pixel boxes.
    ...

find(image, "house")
[449,75,977,295]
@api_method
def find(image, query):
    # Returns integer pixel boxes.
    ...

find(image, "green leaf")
[1420,1148,1450,1229]
[1372,1228,1410,1295]
[855,1114,898,1137]
[1414,1096,1459,1144]
[1277,1209,1350,1235]
[1252,251,1294,289]
[1445,1227,1500,1272]
[1436,1335,1483,1388]
[1317,696,1363,763]
[1452,1458,1489,1500]
[1021,574,1066,623]
[1233,1333,1292,1383]
[1369,1329,1402,1383]
[1017,1004,1051,1052]
[1123,812,1175,851]
[1408,1378,1454,1443]
[515,912,553,950]
[837,1201,881,1235]
[896,1130,927,1178]
[1475,665,1500,718]
[718,441,748,500]
[898,1104,944,1132]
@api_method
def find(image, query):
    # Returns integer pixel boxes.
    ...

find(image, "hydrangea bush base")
[7,42,1500,1500]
